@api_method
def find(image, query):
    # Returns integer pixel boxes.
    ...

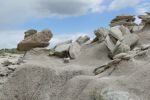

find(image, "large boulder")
[94,28,109,42]
[69,42,81,59]
[54,43,71,58]
[110,26,124,41]
[119,25,131,35]
[17,29,53,51]
[122,34,139,48]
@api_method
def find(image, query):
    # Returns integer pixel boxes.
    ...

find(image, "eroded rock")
[69,42,81,59]
[17,29,53,51]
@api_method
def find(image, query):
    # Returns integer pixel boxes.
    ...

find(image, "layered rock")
[17,29,53,51]
[110,15,135,26]
[110,15,139,32]
[94,25,139,58]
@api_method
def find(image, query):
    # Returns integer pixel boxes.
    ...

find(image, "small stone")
[49,50,55,56]
[63,57,70,63]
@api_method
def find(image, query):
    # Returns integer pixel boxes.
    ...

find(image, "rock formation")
[17,29,53,51]
[1,12,150,100]
[138,12,150,31]
[50,36,89,59]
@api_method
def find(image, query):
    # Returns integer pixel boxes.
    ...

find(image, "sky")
[0,0,150,48]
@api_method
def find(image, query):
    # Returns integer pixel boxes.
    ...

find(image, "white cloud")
[36,0,105,17]
[0,0,105,29]
[108,0,142,11]
[135,2,150,15]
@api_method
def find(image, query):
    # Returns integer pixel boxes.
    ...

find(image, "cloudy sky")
[0,0,150,48]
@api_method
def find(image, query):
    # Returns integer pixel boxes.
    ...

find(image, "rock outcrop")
[69,42,81,59]
[17,29,53,51]
[1,13,150,100]
[110,15,143,32]
[50,36,88,59]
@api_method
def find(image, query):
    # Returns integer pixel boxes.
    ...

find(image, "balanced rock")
[24,29,37,38]
[17,29,53,51]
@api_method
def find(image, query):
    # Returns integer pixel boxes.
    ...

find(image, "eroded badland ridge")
[0,13,150,100]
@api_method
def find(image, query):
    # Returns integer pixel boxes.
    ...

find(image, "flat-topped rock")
[17,29,53,51]
[110,15,136,30]
[111,15,135,22]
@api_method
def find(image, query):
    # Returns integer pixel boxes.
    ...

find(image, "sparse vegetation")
[0,48,24,56]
